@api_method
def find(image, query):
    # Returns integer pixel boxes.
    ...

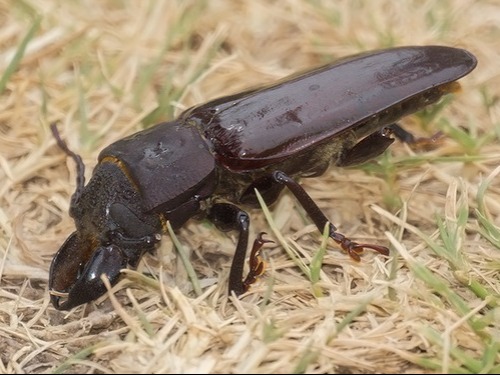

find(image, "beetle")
[49,45,477,310]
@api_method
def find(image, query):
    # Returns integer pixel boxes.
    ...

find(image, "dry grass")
[1,0,499,373]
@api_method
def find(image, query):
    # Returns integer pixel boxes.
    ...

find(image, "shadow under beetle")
[49,45,477,310]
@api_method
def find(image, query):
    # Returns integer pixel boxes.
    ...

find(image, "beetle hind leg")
[271,171,389,261]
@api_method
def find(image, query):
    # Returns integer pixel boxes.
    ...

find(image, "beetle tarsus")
[329,229,389,262]
[388,123,444,151]
[242,232,272,292]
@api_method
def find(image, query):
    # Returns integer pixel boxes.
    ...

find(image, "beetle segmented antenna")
[50,123,85,207]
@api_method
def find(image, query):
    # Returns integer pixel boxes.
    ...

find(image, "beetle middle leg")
[337,126,395,167]
[338,123,443,167]
[270,171,389,261]
[387,123,444,151]
[208,203,269,296]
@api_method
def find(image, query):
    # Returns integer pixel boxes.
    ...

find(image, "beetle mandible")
[49,45,477,310]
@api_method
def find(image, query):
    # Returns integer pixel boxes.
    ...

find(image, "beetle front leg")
[241,232,271,291]
[271,171,389,261]
[208,203,268,296]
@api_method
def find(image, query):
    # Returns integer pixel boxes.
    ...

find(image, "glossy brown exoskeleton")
[49,45,477,310]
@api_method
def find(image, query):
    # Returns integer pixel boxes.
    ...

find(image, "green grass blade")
[166,221,202,297]
[0,17,41,95]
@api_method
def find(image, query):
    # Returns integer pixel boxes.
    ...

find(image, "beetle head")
[49,124,162,310]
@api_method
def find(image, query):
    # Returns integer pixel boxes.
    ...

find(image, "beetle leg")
[208,203,269,296]
[271,171,389,261]
[242,232,272,292]
[338,123,444,167]
[387,123,444,151]
[337,127,395,167]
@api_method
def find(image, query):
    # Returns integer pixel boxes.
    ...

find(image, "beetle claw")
[329,231,390,262]
[242,232,273,292]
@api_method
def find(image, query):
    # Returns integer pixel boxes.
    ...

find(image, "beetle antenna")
[50,122,85,207]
